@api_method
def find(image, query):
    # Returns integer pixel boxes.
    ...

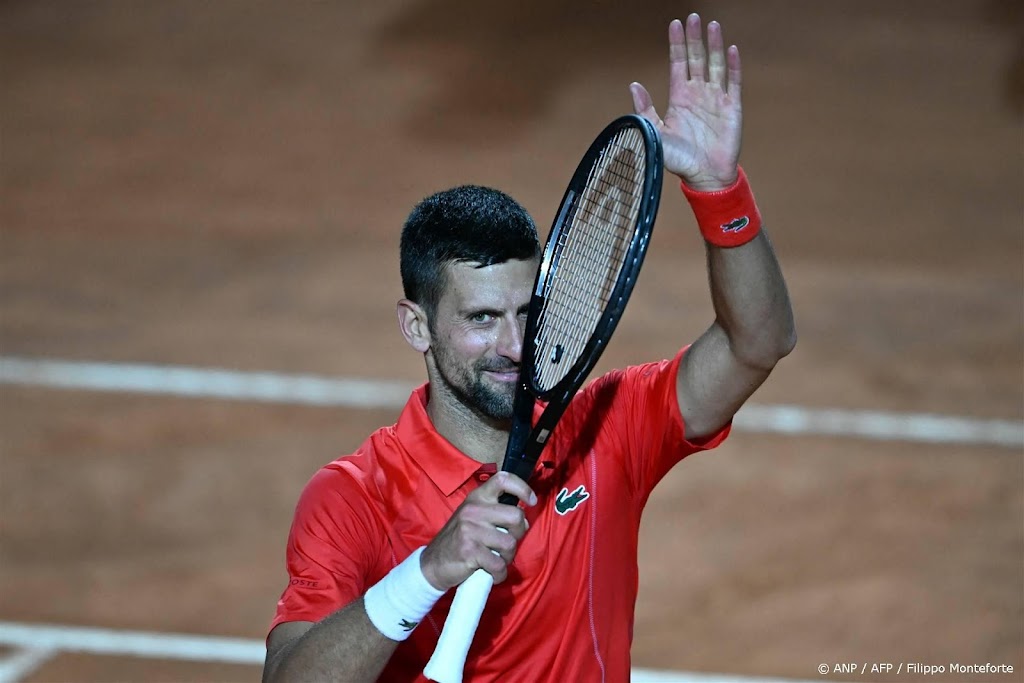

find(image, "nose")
[496,314,524,364]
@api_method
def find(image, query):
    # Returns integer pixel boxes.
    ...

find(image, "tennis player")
[263,14,796,683]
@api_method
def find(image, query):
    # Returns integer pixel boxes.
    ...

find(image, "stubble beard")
[433,345,517,422]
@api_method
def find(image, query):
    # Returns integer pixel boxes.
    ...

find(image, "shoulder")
[544,352,687,449]
[294,424,403,520]
[577,352,684,408]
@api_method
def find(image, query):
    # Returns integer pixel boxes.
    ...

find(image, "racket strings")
[559,145,638,334]
[545,128,643,323]
[570,135,644,306]
[533,127,647,392]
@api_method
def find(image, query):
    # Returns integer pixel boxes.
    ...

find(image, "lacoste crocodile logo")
[399,618,418,632]
[721,216,749,233]
[554,484,590,515]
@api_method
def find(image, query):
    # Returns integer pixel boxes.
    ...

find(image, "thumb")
[629,82,661,127]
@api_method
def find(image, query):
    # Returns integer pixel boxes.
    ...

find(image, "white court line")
[1,356,1021,449]
[0,356,1019,450]
[0,622,261,664]
[0,622,826,683]
[735,404,1023,449]
[0,357,412,409]
[0,647,56,683]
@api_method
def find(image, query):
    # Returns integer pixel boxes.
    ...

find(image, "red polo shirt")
[270,348,729,681]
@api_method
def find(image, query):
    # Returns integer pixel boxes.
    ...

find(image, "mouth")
[482,368,519,383]
[484,371,518,383]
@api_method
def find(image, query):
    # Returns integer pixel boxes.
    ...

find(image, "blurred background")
[1,1,1021,681]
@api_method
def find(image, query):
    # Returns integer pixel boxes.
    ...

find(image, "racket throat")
[497,388,538,503]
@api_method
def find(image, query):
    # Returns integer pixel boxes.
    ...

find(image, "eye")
[469,312,494,324]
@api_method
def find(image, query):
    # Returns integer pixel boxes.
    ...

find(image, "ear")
[397,299,431,353]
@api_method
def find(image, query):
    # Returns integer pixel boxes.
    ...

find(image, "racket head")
[522,114,663,403]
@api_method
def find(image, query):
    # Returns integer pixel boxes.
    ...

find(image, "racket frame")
[500,113,663,489]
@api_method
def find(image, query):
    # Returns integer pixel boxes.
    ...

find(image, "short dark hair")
[400,185,540,317]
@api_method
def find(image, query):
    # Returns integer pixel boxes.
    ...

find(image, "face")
[427,258,537,422]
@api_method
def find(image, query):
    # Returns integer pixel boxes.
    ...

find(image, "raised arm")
[631,14,796,440]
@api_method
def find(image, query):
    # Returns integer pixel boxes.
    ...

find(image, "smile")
[483,370,519,383]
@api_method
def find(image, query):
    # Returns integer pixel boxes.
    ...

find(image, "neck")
[425,380,510,467]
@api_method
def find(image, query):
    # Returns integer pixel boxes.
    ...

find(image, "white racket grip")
[423,568,494,683]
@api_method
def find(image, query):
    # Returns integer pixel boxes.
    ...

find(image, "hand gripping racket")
[423,114,663,683]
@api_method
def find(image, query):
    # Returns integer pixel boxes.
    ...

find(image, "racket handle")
[423,568,494,683]
[496,491,518,506]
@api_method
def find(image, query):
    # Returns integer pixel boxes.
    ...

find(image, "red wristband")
[680,166,762,248]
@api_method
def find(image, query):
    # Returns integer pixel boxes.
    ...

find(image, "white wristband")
[364,546,445,641]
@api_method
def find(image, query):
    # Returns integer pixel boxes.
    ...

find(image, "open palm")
[631,15,743,191]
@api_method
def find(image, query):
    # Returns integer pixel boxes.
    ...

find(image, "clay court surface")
[1,1,1022,682]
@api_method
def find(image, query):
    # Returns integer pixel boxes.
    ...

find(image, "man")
[264,14,795,683]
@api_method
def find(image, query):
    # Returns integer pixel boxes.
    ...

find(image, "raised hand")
[420,472,535,590]
[630,14,743,191]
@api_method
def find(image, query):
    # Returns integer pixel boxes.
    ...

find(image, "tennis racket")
[423,114,663,683]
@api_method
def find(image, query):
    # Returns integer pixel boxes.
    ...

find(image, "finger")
[481,471,536,507]
[629,82,661,126]
[482,526,518,563]
[684,13,706,82]
[726,44,742,102]
[488,505,528,540]
[706,20,726,89]
[478,551,508,584]
[667,18,688,92]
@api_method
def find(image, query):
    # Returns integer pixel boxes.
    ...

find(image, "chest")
[380,447,642,679]
[381,446,633,585]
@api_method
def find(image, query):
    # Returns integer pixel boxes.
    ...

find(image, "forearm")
[264,598,398,683]
[705,227,796,369]
[265,545,449,683]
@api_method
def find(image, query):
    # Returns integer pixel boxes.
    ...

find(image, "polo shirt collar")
[395,384,493,497]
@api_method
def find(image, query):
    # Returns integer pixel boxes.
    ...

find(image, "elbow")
[734,324,797,372]
[778,325,798,359]
[764,311,798,366]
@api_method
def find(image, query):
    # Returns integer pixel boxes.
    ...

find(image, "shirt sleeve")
[268,463,382,635]
[574,346,731,501]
